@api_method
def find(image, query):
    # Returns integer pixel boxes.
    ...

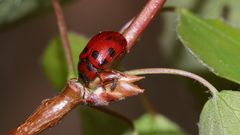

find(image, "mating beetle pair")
[78,31,127,89]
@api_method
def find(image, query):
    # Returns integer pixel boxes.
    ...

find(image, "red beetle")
[78,31,127,87]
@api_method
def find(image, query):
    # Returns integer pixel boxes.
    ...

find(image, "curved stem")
[139,94,157,115]
[91,106,134,130]
[52,0,74,77]
[125,68,218,96]
[122,0,166,52]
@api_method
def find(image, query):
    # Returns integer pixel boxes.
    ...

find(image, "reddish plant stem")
[8,80,84,135]
[122,0,166,52]
[122,0,166,114]
[8,74,143,134]
[52,0,74,76]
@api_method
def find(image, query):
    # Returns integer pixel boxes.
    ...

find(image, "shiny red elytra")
[78,31,127,86]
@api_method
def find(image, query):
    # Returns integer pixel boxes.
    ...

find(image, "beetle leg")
[97,70,122,91]
[110,78,118,90]
[94,72,107,90]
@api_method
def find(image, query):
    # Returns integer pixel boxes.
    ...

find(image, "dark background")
[0,0,205,134]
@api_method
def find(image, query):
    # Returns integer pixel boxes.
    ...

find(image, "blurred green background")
[0,0,239,134]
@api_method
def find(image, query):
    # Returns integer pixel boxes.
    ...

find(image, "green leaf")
[41,33,88,89]
[177,9,240,84]
[127,114,186,135]
[199,0,240,28]
[80,107,130,135]
[199,90,240,135]
[0,0,48,28]
[0,0,71,29]
[161,0,240,71]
